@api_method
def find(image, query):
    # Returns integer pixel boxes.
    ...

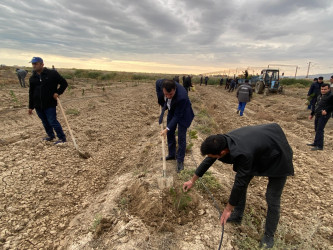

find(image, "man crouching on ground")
[183,123,294,249]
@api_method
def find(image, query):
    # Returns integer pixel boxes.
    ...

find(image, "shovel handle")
[57,97,78,150]
[160,107,167,177]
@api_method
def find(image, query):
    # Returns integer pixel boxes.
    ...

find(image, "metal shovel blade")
[157,174,174,189]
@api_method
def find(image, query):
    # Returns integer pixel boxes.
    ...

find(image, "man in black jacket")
[183,123,294,248]
[28,57,68,144]
[307,83,333,150]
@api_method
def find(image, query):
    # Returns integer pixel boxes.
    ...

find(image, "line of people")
[155,78,293,248]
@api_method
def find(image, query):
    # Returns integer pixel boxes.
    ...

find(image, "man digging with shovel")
[156,79,194,173]
[183,123,294,248]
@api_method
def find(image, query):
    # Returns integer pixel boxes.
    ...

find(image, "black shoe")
[165,155,176,161]
[43,136,55,141]
[259,234,274,248]
[311,146,323,151]
[236,110,240,114]
[227,212,243,224]
[177,161,184,173]
[306,143,315,146]
[54,139,67,145]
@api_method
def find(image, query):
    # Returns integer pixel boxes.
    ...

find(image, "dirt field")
[0,71,332,249]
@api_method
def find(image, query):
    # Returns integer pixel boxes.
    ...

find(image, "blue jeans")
[314,114,330,148]
[35,107,66,140]
[237,102,247,116]
[167,115,187,162]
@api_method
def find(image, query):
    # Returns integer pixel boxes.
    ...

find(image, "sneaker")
[54,139,67,145]
[259,234,274,248]
[236,110,240,114]
[43,137,55,141]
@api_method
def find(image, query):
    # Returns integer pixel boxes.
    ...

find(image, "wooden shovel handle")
[57,97,78,150]
[160,107,167,177]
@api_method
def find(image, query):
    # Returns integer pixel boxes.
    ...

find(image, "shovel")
[57,97,91,159]
[157,107,173,189]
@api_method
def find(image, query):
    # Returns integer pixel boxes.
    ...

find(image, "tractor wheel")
[255,81,264,94]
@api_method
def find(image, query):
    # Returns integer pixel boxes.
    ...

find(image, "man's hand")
[53,93,59,100]
[160,128,168,137]
[28,109,33,115]
[220,204,234,225]
[308,115,313,120]
[183,180,193,192]
[322,110,327,116]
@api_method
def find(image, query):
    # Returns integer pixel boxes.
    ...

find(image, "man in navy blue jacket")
[156,79,194,172]
[183,123,294,248]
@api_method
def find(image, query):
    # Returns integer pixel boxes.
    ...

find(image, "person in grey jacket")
[16,68,28,87]
[236,79,252,116]
[183,123,294,248]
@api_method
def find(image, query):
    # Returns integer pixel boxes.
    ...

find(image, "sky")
[1,0,333,76]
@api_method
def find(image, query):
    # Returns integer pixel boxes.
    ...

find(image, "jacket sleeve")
[308,84,314,96]
[28,79,34,109]
[156,80,165,106]
[56,72,68,95]
[325,95,333,113]
[195,157,217,177]
[228,173,253,206]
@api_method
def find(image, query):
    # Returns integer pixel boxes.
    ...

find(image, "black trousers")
[314,114,330,148]
[233,176,287,236]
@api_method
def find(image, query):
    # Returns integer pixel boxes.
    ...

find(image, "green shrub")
[207,78,220,85]
[61,72,74,79]
[189,130,198,139]
[281,78,311,87]
[178,169,221,191]
[74,69,86,78]
[65,108,80,115]
[100,72,117,80]
[169,187,192,211]
[87,71,102,79]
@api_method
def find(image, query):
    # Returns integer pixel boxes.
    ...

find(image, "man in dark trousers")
[229,79,236,92]
[156,79,194,172]
[236,79,252,116]
[307,78,319,110]
[307,83,333,150]
[183,123,294,248]
[219,77,224,86]
[16,68,28,87]
[184,75,192,93]
[204,76,209,86]
[28,57,68,144]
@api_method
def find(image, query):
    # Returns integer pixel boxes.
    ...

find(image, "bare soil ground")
[0,71,332,249]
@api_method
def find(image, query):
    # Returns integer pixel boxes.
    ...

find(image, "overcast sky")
[1,0,333,75]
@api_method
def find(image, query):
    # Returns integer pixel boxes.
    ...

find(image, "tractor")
[254,69,283,95]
